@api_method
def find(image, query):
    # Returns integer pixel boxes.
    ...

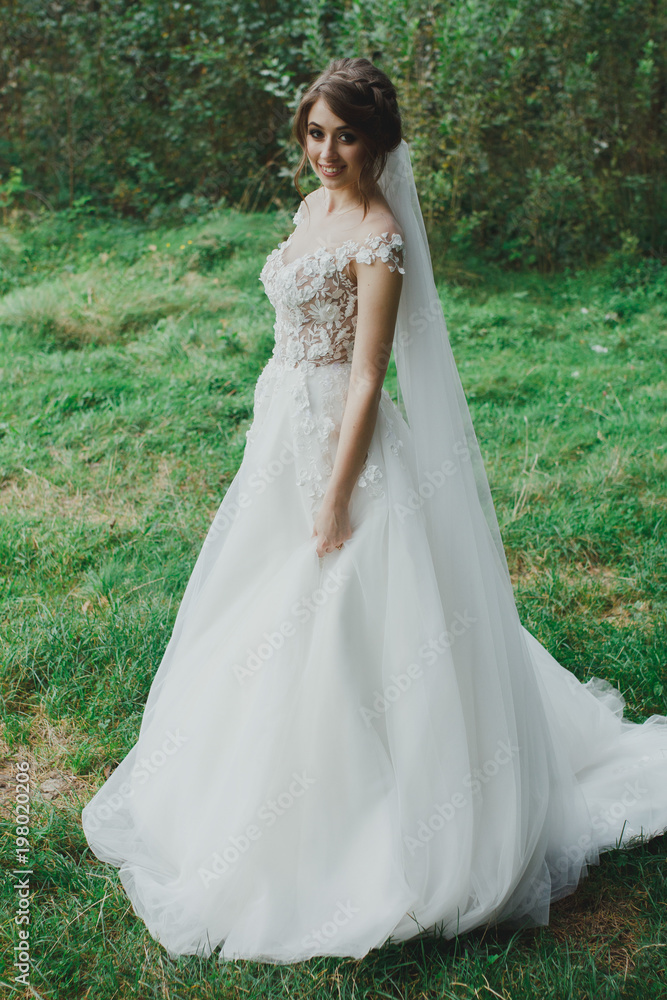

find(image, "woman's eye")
[308,130,355,143]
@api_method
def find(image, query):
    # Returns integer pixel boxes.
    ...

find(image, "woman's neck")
[320,183,372,216]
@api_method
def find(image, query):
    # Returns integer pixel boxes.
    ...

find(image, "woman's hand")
[312,495,353,558]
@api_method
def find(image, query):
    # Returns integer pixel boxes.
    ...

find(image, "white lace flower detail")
[381,400,407,466]
[358,463,382,485]
[306,337,327,361]
[308,301,341,327]
[354,247,374,266]
[284,337,305,366]
[301,259,319,277]
[300,412,316,435]
[357,462,385,498]
[354,232,405,274]
[292,381,309,411]
[317,415,336,442]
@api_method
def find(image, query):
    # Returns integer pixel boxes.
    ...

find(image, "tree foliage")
[0,0,665,269]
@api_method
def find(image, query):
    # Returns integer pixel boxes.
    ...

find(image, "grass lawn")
[0,203,665,998]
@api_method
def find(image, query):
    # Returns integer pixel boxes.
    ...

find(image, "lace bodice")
[259,200,405,369]
[246,201,408,514]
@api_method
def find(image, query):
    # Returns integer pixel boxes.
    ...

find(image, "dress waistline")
[268,354,353,373]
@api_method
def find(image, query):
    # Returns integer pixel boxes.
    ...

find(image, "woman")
[81,57,667,964]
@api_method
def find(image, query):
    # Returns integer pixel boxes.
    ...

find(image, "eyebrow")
[307,121,354,130]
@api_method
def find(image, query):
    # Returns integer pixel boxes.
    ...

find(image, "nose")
[322,135,338,159]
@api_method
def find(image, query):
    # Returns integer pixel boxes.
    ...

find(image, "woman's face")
[305,97,368,196]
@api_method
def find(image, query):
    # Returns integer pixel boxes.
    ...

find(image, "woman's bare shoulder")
[352,202,404,245]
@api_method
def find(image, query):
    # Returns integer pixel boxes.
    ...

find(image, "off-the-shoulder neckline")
[279,200,404,270]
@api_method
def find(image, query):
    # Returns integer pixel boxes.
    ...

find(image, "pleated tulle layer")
[82,359,667,963]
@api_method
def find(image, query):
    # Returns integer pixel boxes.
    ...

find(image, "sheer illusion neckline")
[279,236,340,270]
[278,202,404,271]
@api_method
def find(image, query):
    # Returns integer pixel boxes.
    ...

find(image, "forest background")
[1,0,666,272]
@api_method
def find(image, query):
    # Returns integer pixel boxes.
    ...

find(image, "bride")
[81,56,667,964]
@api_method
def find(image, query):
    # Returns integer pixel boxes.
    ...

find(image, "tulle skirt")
[81,357,667,963]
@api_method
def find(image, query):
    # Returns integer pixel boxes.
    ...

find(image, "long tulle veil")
[379,139,511,586]
[378,138,603,925]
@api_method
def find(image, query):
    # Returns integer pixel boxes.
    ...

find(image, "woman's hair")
[291,57,403,220]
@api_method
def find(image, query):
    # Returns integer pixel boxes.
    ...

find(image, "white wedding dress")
[81,197,667,965]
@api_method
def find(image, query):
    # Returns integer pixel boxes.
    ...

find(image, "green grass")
[0,204,665,999]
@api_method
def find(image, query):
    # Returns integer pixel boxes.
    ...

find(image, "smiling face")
[305,97,369,197]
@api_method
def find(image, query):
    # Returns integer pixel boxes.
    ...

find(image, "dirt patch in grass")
[509,558,647,627]
[0,471,140,530]
[565,561,644,626]
[0,707,100,822]
[0,453,197,529]
[543,872,649,974]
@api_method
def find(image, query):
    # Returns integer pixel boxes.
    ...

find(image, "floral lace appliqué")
[251,203,406,509]
[259,201,405,372]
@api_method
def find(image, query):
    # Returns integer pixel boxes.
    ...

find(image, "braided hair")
[291,57,403,220]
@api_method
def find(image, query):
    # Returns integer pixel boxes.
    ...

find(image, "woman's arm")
[312,251,403,557]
